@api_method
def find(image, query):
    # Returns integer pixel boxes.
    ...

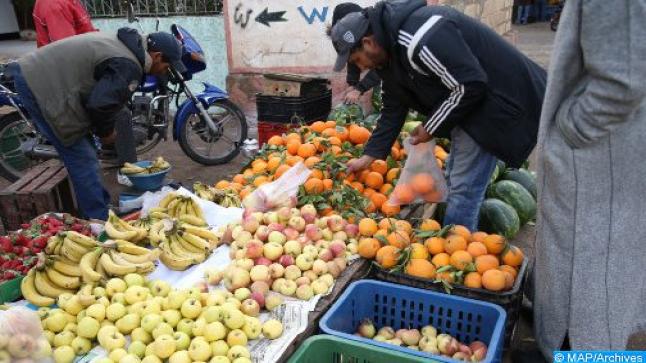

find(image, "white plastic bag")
[0,307,51,361]
[388,138,448,206]
[242,162,311,212]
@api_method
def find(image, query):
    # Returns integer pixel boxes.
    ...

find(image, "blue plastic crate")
[319,280,506,363]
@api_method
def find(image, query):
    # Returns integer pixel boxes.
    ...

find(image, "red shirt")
[33,0,97,47]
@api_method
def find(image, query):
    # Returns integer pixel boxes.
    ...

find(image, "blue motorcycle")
[0,17,247,181]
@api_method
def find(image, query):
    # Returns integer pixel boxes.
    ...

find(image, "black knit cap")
[332,3,363,26]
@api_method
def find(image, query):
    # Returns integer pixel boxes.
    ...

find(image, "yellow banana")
[148,221,167,246]
[114,240,151,255]
[108,250,155,275]
[180,224,219,244]
[99,252,137,276]
[114,217,147,242]
[45,236,62,254]
[95,259,109,280]
[178,231,210,252]
[34,270,75,298]
[77,283,97,307]
[179,214,206,227]
[166,197,182,216]
[21,270,55,307]
[104,220,138,241]
[60,240,84,262]
[149,211,169,220]
[45,267,80,289]
[117,248,159,264]
[159,247,196,271]
[50,258,82,277]
[158,192,178,208]
[169,235,205,261]
[190,198,205,220]
[174,233,207,255]
[64,231,98,248]
[80,248,103,283]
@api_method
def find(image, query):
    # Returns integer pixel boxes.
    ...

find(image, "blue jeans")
[443,127,497,232]
[9,64,110,220]
[534,0,548,21]
[516,5,531,24]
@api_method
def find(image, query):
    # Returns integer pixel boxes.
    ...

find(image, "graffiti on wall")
[224,0,377,72]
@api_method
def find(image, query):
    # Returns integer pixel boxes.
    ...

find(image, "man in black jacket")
[331,1,546,231]
[8,28,185,220]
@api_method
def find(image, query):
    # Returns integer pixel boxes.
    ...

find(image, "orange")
[310,121,327,133]
[330,145,342,156]
[328,136,342,146]
[395,220,412,234]
[358,169,370,183]
[449,225,472,242]
[322,179,333,190]
[464,272,483,289]
[358,238,381,259]
[243,168,254,178]
[386,168,400,183]
[437,271,455,284]
[410,243,429,260]
[253,175,269,187]
[228,182,243,192]
[392,184,415,204]
[286,155,304,166]
[365,201,376,213]
[390,147,401,161]
[297,143,316,158]
[336,127,349,142]
[423,190,444,203]
[501,270,515,290]
[284,132,301,143]
[370,193,388,209]
[267,157,282,172]
[471,231,488,243]
[431,252,450,268]
[322,128,337,138]
[215,180,230,189]
[467,242,488,258]
[410,173,435,195]
[370,160,388,175]
[358,218,379,237]
[443,235,468,254]
[378,218,397,231]
[482,269,506,292]
[232,174,246,185]
[363,188,376,198]
[365,172,384,190]
[475,254,500,274]
[380,201,401,217]
[375,246,400,269]
[348,126,371,144]
[405,259,436,279]
[274,165,290,179]
[286,140,301,155]
[450,250,473,270]
[239,187,252,200]
[425,237,445,255]
[304,156,321,168]
[304,179,324,194]
[312,137,324,152]
[309,169,324,180]
[420,219,441,232]
[380,184,394,195]
[386,230,410,249]
[267,135,284,146]
[252,160,267,174]
[350,182,364,193]
[501,245,524,267]
[499,265,518,279]
[374,229,389,240]
[325,120,336,129]
[483,234,507,255]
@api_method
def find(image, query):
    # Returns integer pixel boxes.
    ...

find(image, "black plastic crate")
[256,90,331,124]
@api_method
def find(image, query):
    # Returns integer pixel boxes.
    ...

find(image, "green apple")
[115,313,140,334]
[0,351,9,363]
[53,345,75,363]
[141,300,162,316]
[210,340,229,357]
[141,313,163,333]
[131,327,152,344]
[106,303,127,322]
[170,331,190,351]
[71,336,92,355]
[153,334,176,359]
[262,319,283,339]
[111,292,127,305]
[78,316,100,339]
[87,303,106,322]
[125,286,148,305]
[120,354,142,363]
[201,306,223,323]
[205,293,226,307]
[242,317,262,339]
[152,322,174,339]
[192,318,207,336]
[53,330,76,348]
[223,309,245,330]
[108,348,128,362]
[187,287,202,300]
[101,320,115,328]
[176,318,196,336]
[98,327,126,351]
[188,337,212,362]
[62,311,77,324]
[37,306,51,319]
[106,278,127,297]
[150,280,171,297]
[232,358,252,363]
[181,298,202,319]
[145,342,155,357]
[46,313,68,333]
[94,359,114,363]
[128,340,147,358]
[161,309,182,327]
[203,321,227,342]
[141,355,163,363]
[124,273,146,287]
[128,301,146,316]
[168,350,192,363]
[164,290,188,310]
[44,330,55,345]
[226,329,247,347]
[233,288,251,301]
[209,357,231,363]
[57,293,74,310]
[93,286,107,297]
[33,338,53,359]
[227,345,251,361]
[64,322,77,333]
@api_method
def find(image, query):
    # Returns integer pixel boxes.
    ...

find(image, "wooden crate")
[0,160,76,231]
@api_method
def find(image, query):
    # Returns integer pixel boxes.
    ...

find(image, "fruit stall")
[0,100,538,363]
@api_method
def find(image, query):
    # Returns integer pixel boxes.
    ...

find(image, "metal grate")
[82,0,223,17]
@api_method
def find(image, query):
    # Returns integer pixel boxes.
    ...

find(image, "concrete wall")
[439,0,513,35]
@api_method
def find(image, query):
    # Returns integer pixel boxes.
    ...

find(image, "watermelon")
[487,180,536,224]
[502,168,537,199]
[488,160,508,184]
[478,198,521,239]
[372,85,382,112]
[402,121,421,133]
[328,104,364,124]
[363,114,380,128]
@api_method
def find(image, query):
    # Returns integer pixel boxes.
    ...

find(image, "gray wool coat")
[534,0,646,357]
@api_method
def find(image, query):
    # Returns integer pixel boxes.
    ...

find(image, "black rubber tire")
[178,99,248,165]
[0,111,39,182]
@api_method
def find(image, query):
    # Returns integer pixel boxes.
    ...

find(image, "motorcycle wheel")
[0,111,46,182]
[178,99,248,165]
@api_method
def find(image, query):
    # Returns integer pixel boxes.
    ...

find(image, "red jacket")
[33,0,97,47]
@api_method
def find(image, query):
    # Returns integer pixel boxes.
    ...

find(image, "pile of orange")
[357,217,524,292]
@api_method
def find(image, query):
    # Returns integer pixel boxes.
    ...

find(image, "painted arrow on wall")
[255,8,287,27]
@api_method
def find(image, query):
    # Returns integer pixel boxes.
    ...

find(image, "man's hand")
[409,125,433,145]
[344,87,361,104]
[347,155,376,174]
[100,130,117,145]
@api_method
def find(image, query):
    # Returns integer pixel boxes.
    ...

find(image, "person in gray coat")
[534,0,646,357]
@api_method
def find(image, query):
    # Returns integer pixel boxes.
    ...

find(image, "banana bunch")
[120,156,171,175]
[105,210,147,244]
[157,219,220,271]
[194,182,242,207]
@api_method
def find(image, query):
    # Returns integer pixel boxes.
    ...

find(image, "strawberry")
[3,270,16,280]
[71,223,83,232]
[20,223,30,229]
[0,238,11,254]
